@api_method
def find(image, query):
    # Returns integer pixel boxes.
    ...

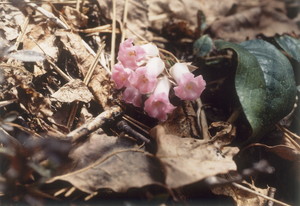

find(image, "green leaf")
[215,39,297,140]
[193,35,213,57]
[275,35,300,62]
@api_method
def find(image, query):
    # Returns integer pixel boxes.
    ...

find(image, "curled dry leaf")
[248,142,300,161]
[47,131,163,194]
[51,79,94,103]
[150,125,239,188]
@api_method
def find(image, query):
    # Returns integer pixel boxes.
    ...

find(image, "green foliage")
[193,35,213,57]
[215,39,297,140]
[275,35,300,62]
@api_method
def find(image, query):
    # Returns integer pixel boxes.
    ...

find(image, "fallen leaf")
[47,131,163,194]
[0,3,24,41]
[62,6,88,29]
[150,125,239,188]
[249,138,300,161]
[148,0,237,32]
[51,79,94,103]
[8,50,45,62]
[56,31,112,109]
[209,1,300,42]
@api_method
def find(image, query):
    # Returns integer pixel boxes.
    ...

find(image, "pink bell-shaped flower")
[131,57,165,94]
[170,63,206,100]
[111,63,133,89]
[140,43,159,58]
[122,86,142,107]
[144,76,176,121]
[117,38,145,70]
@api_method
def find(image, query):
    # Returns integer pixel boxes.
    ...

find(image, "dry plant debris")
[0,0,299,206]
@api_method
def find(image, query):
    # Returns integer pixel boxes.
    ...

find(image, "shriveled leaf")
[249,137,300,161]
[150,125,238,188]
[275,35,300,62]
[8,50,45,62]
[47,131,163,194]
[215,40,297,139]
[51,79,93,103]
[193,34,213,57]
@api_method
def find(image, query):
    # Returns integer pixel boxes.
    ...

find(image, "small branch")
[66,105,122,142]
[66,44,105,129]
[0,99,17,108]
[83,44,105,84]
[266,187,276,206]
[158,48,180,63]
[117,120,150,144]
[196,98,210,140]
[81,40,111,75]
[122,114,151,133]
[110,0,117,70]
[127,26,148,42]
[276,124,300,151]
[231,183,290,206]
[277,124,300,140]
[121,0,129,42]
[227,107,241,123]
[25,0,69,29]
[75,0,81,11]
[46,58,72,82]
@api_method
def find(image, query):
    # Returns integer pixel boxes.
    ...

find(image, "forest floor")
[0,0,300,206]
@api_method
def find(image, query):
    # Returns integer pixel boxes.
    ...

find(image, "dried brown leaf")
[209,1,300,42]
[0,3,25,41]
[56,31,112,109]
[22,23,59,60]
[249,143,300,161]
[148,0,237,32]
[47,131,163,194]
[150,125,239,188]
[51,79,93,103]
[62,6,88,29]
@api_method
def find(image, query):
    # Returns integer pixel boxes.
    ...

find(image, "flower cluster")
[111,39,206,121]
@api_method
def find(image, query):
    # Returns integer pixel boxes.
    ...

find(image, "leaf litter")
[0,0,299,206]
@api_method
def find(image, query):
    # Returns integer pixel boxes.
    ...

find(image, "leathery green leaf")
[275,35,300,62]
[215,39,296,140]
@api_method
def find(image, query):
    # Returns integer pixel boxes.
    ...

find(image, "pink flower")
[140,43,159,58]
[111,63,133,89]
[117,38,145,70]
[170,63,206,100]
[130,57,165,94]
[122,86,142,107]
[144,76,176,121]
